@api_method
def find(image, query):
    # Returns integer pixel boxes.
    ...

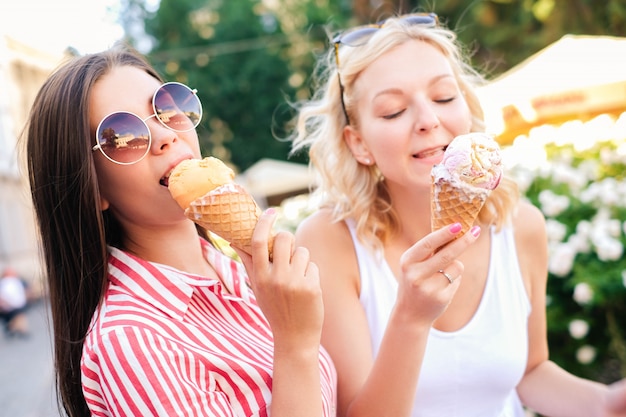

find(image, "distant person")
[24,44,335,417]
[289,11,626,417]
[0,266,30,337]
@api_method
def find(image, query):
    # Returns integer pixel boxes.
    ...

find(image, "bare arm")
[515,202,611,417]
[237,209,325,417]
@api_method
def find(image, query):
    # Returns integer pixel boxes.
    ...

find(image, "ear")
[343,125,374,166]
[99,194,110,211]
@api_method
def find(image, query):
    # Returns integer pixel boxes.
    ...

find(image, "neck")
[388,183,433,243]
[122,220,216,277]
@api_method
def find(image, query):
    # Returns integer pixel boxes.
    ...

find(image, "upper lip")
[413,145,447,159]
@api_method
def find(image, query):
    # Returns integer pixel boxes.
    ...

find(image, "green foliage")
[431,0,626,76]
[141,0,294,170]
[120,0,349,172]
[509,131,626,382]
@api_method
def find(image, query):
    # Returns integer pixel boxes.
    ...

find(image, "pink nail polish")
[470,226,481,237]
[449,223,462,234]
[265,208,276,215]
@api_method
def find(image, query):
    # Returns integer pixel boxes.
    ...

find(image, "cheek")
[182,131,202,158]
[93,158,141,209]
[447,100,473,134]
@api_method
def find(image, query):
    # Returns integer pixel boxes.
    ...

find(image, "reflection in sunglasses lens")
[154,83,201,131]
[97,113,150,164]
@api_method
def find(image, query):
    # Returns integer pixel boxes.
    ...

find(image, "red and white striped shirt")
[81,239,337,416]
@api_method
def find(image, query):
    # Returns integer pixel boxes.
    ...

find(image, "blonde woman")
[290,12,625,417]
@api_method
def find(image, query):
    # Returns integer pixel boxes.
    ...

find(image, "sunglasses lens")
[96,112,150,164]
[335,13,438,47]
[153,83,202,132]
[336,27,379,47]
[403,13,437,26]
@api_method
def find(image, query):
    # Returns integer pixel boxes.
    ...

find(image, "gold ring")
[438,269,454,284]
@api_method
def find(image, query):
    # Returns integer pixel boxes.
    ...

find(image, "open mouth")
[413,145,447,159]
[159,170,173,187]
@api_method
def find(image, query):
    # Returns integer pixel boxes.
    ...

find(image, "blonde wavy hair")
[290,15,519,252]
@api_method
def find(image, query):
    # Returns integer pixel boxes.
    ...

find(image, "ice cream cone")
[430,132,503,238]
[185,183,273,255]
[430,178,488,237]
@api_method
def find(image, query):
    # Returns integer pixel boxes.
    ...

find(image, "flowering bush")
[504,114,626,382]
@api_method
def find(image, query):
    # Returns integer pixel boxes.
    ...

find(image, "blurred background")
[1,1,625,416]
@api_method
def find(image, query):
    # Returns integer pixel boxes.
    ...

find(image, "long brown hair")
[24,44,162,417]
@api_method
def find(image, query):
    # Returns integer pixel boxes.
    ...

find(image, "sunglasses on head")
[333,13,439,124]
[92,82,202,165]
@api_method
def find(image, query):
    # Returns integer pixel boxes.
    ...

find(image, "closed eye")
[382,109,406,119]
[435,97,455,104]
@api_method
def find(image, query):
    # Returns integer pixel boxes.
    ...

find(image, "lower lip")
[414,152,444,165]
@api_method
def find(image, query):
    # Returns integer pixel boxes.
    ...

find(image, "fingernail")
[470,226,481,237]
[449,223,462,234]
[265,208,276,215]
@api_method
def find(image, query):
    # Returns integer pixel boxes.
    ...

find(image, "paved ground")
[0,300,61,417]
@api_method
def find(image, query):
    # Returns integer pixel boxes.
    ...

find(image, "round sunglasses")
[92,82,202,165]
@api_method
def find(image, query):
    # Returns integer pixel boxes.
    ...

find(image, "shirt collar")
[106,238,253,319]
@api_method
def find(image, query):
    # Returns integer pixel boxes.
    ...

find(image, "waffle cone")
[185,184,272,255]
[431,178,488,238]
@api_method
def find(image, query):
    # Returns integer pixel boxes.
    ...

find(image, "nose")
[147,117,178,153]
[413,99,440,132]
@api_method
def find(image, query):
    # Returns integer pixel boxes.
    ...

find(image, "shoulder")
[295,208,359,289]
[511,200,547,245]
[295,209,352,250]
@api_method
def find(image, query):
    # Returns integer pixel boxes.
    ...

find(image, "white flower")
[538,190,570,217]
[576,345,596,364]
[568,319,589,339]
[576,220,592,237]
[567,233,590,254]
[545,219,567,243]
[594,237,623,262]
[548,243,577,277]
[622,270,626,288]
[607,219,622,238]
[573,282,594,305]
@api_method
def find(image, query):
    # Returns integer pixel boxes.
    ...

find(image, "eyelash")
[383,110,405,120]
[381,95,456,119]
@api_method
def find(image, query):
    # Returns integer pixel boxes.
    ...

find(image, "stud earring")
[363,158,371,165]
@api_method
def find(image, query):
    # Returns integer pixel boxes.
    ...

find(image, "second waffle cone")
[430,179,487,238]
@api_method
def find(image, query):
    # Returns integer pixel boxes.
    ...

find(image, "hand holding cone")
[168,157,273,256]
[431,133,503,238]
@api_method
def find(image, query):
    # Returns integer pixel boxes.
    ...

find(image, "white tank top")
[348,221,531,417]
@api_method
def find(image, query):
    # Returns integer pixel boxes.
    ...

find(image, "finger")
[607,379,626,411]
[250,208,277,266]
[271,231,295,264]
[401,223,479,266]
[304,259,319,281]
[289,246,310,271]
[435,262,464,287]
[431,226,480,271]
